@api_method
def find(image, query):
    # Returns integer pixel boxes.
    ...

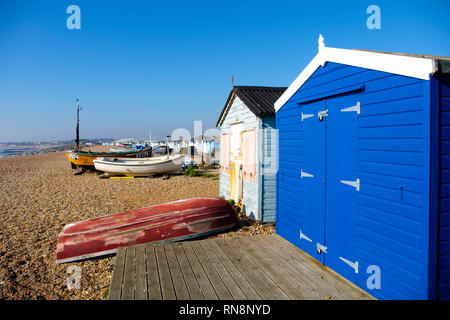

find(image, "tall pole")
[166,135,170,155]
[75,99,80,152]
[201,134,204,165]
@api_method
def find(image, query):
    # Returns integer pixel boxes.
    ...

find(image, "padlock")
[318,109,328,121]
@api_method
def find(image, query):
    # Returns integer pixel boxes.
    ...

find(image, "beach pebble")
[0,147,220,300]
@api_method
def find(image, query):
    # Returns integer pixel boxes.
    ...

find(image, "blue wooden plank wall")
[438,74,450,300]
[276,62,431,299]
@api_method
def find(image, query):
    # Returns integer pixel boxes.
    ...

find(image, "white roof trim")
[217,91,236,127]
[275,35,439,112]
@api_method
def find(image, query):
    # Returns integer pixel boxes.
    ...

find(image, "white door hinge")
[340,102,360,114]
[340,178,360,191]
[301,169,314,179]
[339,257,359,274]
[299,230,312,242]
[301,112,314,122]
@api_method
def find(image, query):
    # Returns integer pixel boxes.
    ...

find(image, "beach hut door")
[324,94,359,283]
[230,123,244,204]
[298,94,359,273]
[298,101,326,264]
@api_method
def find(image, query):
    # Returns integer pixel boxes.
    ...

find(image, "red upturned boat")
[56,197,236,263]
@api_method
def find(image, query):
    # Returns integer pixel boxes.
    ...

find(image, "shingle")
[217,86,287,127]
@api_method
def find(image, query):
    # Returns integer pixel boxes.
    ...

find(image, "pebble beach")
[0,147,221,300]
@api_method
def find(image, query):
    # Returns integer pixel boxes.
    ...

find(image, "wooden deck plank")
[191,241,233,300]
[121,247,135,300]
[145,244,162,300]
[268,236,349,294]
[261,235,349,299]
[155,243,176,300]
[109,235,374,300]
[135,244,148,300]
[267,235,374,300]
[216,238,282,300]
[222,238,291,300]
[199,240,247,300]
[250,236,334,299]
[207,239,261,300]
[267,235,358,298]
[182,242,219,300]
[238,236,312,300]
[172,242,204,300]
[165,243,190,300]
[287,241,372,299]
[226,237,294,300]
[244,236,324,299]
[108,247,126,300]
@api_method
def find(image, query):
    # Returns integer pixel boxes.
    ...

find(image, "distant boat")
[66,99,152,169]
[56,197,237,263]
[110,143,148,152]
[93,154,182,176]
[109,148,131,152]
[65,147,152,169]
[118,143,133,149]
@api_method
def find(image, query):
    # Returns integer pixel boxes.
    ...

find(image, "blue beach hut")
[275,36,450,299]
[217,86,286,222]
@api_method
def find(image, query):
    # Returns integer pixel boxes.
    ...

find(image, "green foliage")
[102,287,110,299]
[226,199,236,207]
[184,165,197,177]
[201,173,219,180]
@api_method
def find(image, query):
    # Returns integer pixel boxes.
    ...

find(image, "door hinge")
[340,101,360,114]
[299,230,312,242]
[301,169,314,179]
[301,112,314,122]
[316,242,327,254]
[339,257,359,274]
[340,178,360,191]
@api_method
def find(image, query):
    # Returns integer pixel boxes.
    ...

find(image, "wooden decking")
[108,234,374,300]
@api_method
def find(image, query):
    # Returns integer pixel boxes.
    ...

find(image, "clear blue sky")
[0,0,449,142]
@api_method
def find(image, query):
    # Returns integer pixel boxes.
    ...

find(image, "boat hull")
[109,148,133,152]
[56,197,236,263]
[93,155,183,176]
[65,147,152,168]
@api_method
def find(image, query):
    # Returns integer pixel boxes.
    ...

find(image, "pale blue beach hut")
[216,86,286,222]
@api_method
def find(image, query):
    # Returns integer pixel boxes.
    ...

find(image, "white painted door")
[230,122,243,204]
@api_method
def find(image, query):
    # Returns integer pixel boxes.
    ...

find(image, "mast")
[166,135,170,155]
[75,99,80,152]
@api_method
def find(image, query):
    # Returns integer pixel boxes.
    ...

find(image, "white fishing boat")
[93,154,183,176]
